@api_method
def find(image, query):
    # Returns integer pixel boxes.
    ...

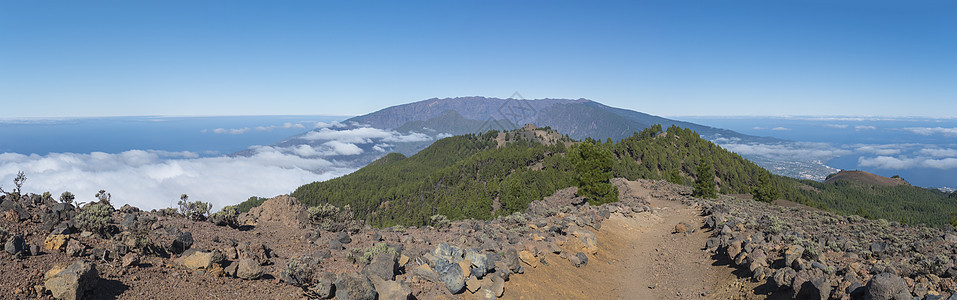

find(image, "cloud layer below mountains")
[0,149,354,212]
[0,124,438,212]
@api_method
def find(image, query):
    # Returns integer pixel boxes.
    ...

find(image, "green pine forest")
[286,125,957,228]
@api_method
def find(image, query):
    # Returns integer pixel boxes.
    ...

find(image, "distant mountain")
[824,170,910,187]
[348,96,776,143]
[252,97,823,179]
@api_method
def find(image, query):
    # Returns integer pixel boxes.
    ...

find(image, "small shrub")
[59,191,75,204]
[360,243,398,264]
[177,195,211,221]
[429,214,451,230]
[76,201,115,236]
[307,203,353,232]
[209,206,239,227]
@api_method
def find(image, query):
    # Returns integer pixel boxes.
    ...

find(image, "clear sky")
[1,0,954,118]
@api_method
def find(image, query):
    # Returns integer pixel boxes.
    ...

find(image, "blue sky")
[1,0,954,118]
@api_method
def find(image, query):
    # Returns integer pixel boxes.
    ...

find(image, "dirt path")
[503,180,754,300]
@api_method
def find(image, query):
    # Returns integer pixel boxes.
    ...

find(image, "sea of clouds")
[0,122,441,212]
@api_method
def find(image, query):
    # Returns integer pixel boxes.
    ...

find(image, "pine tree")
[571,141,619,205]
[693,158,717,199]
[752,171,779,202]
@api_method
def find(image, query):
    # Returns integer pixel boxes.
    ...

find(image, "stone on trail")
[518,250,538,268]
[503,248,524,274]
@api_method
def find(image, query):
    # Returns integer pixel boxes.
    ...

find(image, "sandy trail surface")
[503,180,760,300]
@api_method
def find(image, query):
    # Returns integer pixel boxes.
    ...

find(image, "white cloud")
[255,122,307,132]
[925,158,957,169]
[752,126,765,130]
[314,121,346,129]
[321,141,364,156]
[302,127,433,144]
[854,125,877,131]
[903,127,957,137]
[919,148,957,157]
[858,156,920,170]
[858,156,957,170]
[211,127,251,134]
[0,150,354,212]
[771,127,790,131]
[717,142,850,162]
[855,145,901,156]
[824,124,848,129]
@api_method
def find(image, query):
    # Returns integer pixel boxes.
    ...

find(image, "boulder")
[465,248,489,278]
[412,264,440,283]
[336,231,352,244]
[491,274,505,297]
[170,231,193,255]
[795,275,830,300]
[434,260,465,294]
[465,277,483,293]
[240,195,308,229]
[44,261,98,300]
[864,273,911,300]
[5,234,26,256]
[176,249,226,270]
[235,258,263,280]
[503,248,524,274]
[674,222,689,234]
[308,272,336,299]
[363,253,398,281]
[518,250,538,268]
[726,239,743,261]
[368,274,411,300]
[566,226,598,254]
[66,239,86,257]
[121,253,139,268]
[335,272,377,300]
[785,245,805,267]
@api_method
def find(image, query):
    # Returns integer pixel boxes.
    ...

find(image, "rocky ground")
[2,178,956,299]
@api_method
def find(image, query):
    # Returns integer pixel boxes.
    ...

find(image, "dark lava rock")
[335,231,352,244]
[5,234,26,256]
[170,231,193,255]
[433,259,465,294]
[362,253,397,281]
[335,272,377,300]
[503,248,523,274]
[795,276,830,300]
[864,273,910,300]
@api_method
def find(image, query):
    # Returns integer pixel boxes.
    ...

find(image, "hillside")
[823,170,910,187]
[290,124,957,228]
[291,126,578,227]
[291,124,785,227]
